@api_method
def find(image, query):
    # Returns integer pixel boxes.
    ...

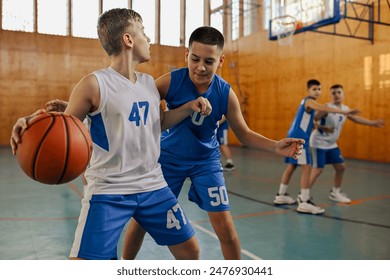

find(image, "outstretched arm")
[225,89,304,159]
[348,115,385,127]
[306,99,361,116]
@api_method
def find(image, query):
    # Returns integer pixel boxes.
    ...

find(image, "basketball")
[296,20,303,30]
[16,112,93,185]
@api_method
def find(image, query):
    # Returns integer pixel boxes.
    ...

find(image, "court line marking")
[67,181,83,198]
[191,222,262,260]
[346,163,390,176]
[227,190,390,229]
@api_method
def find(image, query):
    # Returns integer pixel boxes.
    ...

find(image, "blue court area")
[0,146,389,260]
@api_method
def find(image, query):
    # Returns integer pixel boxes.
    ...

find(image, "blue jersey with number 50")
[161,68,230,164]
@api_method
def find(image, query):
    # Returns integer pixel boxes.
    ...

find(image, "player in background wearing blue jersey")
[122,26,305,260]
[10,9,213,260]
[217,115,235,171]
[309,84,384,203]
[274,80,360,215]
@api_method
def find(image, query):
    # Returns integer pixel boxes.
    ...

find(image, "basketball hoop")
[271,15,298,46]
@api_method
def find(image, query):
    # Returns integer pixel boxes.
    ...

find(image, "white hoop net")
[272,15,297,46]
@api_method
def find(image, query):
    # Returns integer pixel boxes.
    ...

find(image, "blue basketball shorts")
[217,122,229,145]
[69,187,195,260]
[160,160,230,212]
[284,143,312,165]
[310,147,344,168]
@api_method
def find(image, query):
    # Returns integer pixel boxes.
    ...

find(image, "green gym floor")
[0,145,389,260]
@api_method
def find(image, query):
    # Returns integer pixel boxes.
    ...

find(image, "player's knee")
[334,164,346,173]
[214,223,239,243]
[191,243,200,259]
[312,168,324,176]
[169,236,200,260]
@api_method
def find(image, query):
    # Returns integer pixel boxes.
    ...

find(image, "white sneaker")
[329,191,351,203]
[223,163,235,172]
[297,196,325,214]
[274,193,296,205]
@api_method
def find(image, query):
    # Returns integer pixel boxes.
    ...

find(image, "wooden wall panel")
[0,31,186,146]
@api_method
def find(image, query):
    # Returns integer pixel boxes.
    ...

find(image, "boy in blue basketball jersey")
[274,80,360,214]
[10,9,212,260]
[123,26,305,260]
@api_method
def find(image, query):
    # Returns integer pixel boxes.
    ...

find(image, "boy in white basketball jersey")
[274,80,360,214]
[10,9,212,260]
[122,26,305,260]
[309,84,384,203]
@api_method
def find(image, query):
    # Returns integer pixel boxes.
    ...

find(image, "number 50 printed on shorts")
[208,186,229,206]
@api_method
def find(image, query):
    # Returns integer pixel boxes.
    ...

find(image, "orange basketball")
[296,20,303,30]
[16,112,93,185]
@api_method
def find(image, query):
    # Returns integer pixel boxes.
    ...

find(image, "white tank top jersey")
[84,67,167,195]
[310,103,349,149]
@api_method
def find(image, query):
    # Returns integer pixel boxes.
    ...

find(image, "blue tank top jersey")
[287,97,315,142]
[160,68,230,164]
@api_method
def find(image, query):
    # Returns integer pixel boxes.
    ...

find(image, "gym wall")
[0,19,389,162]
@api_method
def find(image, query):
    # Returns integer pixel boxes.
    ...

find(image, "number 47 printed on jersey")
[129,101,149,126]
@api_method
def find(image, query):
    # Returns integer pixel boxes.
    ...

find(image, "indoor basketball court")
[0,0,389,265]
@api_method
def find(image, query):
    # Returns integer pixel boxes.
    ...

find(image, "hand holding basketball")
[10,109,46,155]
[13,112,93,185]
[45,99,69,112]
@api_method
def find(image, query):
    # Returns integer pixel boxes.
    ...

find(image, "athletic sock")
[226,159,233,164]
[332,186,341,194]
[278,184,288,195]
[300,189,310,202]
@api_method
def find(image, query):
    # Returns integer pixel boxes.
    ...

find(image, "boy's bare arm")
[348,115,385,127]
[306,99,360,116]
[160,97,212,131]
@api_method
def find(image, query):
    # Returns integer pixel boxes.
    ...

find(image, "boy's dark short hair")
[330,84,343,90]
[307,79,321,89]
[188,26,224,50]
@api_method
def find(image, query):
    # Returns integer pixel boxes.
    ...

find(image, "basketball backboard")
[269,0,342,40]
